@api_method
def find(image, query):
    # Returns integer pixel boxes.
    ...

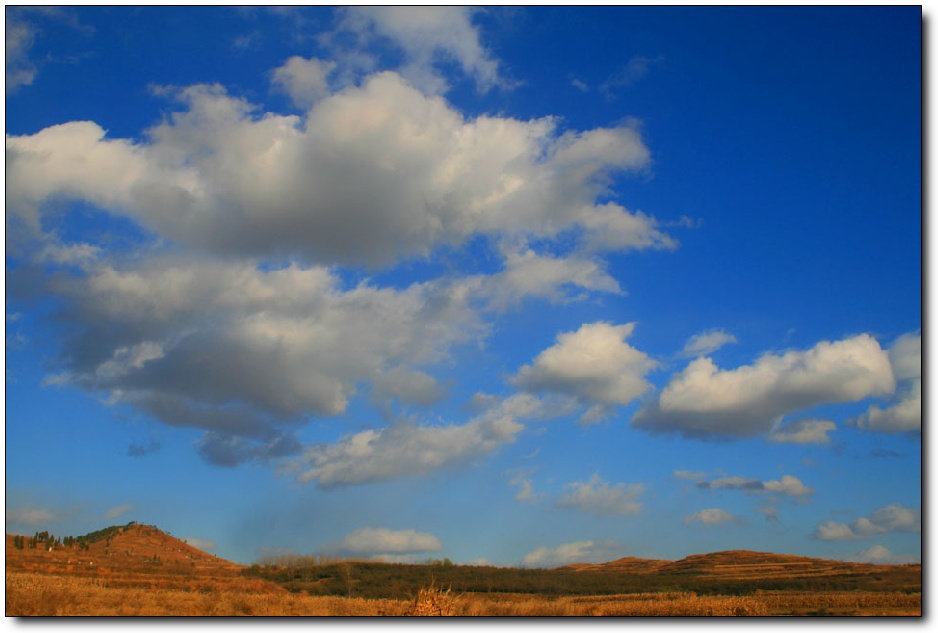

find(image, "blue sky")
[5,6,922,568]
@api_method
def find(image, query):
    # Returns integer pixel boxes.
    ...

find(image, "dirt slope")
[6,523,241,576]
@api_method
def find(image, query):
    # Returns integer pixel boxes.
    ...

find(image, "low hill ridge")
[560,549,919,581]
[6,522,241,575]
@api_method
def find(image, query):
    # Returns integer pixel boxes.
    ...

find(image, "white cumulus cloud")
[7,73,665,269]
[851,332,921,433]
[513,322,658,423]
[813,503,920,540]
[633,334,895,439]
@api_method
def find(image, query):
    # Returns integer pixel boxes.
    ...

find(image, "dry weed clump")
[398,581,460,616]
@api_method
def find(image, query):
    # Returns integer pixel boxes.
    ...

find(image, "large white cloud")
[7,72,667,269]
[512,322,658,423]
[632,334,895,439]
[26,254,485,467]
[851,332,921,433]
[555,474,644,516]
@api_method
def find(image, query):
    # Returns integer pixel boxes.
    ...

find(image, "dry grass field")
[5,523,922,617]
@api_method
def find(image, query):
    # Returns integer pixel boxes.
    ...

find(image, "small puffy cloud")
[336,527,442,555]
[290,394,544,487]
[768,418,836,445]
[555,474,644,516]
[683,508,740,527]
[698,474,813,497]
[851,332,921,433]
[681,329,737,358]
[763,475,813,496]
[7,506,55,526]
[271,56,336,109]
[633,334,895,439]
[813,503,921,540]
[104,504,134,520]
[522,540,621,567]
[851,380,921,433]
[844,545,919,565]
[513,322,658,422]
[815,520,863,541]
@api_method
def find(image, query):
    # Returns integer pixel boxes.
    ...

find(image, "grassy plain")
[5,523,922,616]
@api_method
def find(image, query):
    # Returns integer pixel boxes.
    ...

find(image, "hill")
[560,549,921,583]
[6,522,243,580]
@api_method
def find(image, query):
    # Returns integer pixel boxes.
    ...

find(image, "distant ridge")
[558,549,920,580]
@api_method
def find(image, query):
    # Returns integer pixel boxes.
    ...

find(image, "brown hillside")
[565,549,921,584]
[6,523,244,581]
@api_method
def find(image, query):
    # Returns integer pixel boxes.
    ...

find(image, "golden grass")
[6,571,922,617]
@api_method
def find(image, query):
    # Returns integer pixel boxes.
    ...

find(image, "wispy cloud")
[768,418,836,445]
[329,7,505,95]
[289,394,546,487]
[680,329,737,358]
[104,504,133,520]
[7,506,55,526]
[601,55,665,96]
[555,474,645,516]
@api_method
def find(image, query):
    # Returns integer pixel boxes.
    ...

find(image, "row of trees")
[12,530,94,551]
